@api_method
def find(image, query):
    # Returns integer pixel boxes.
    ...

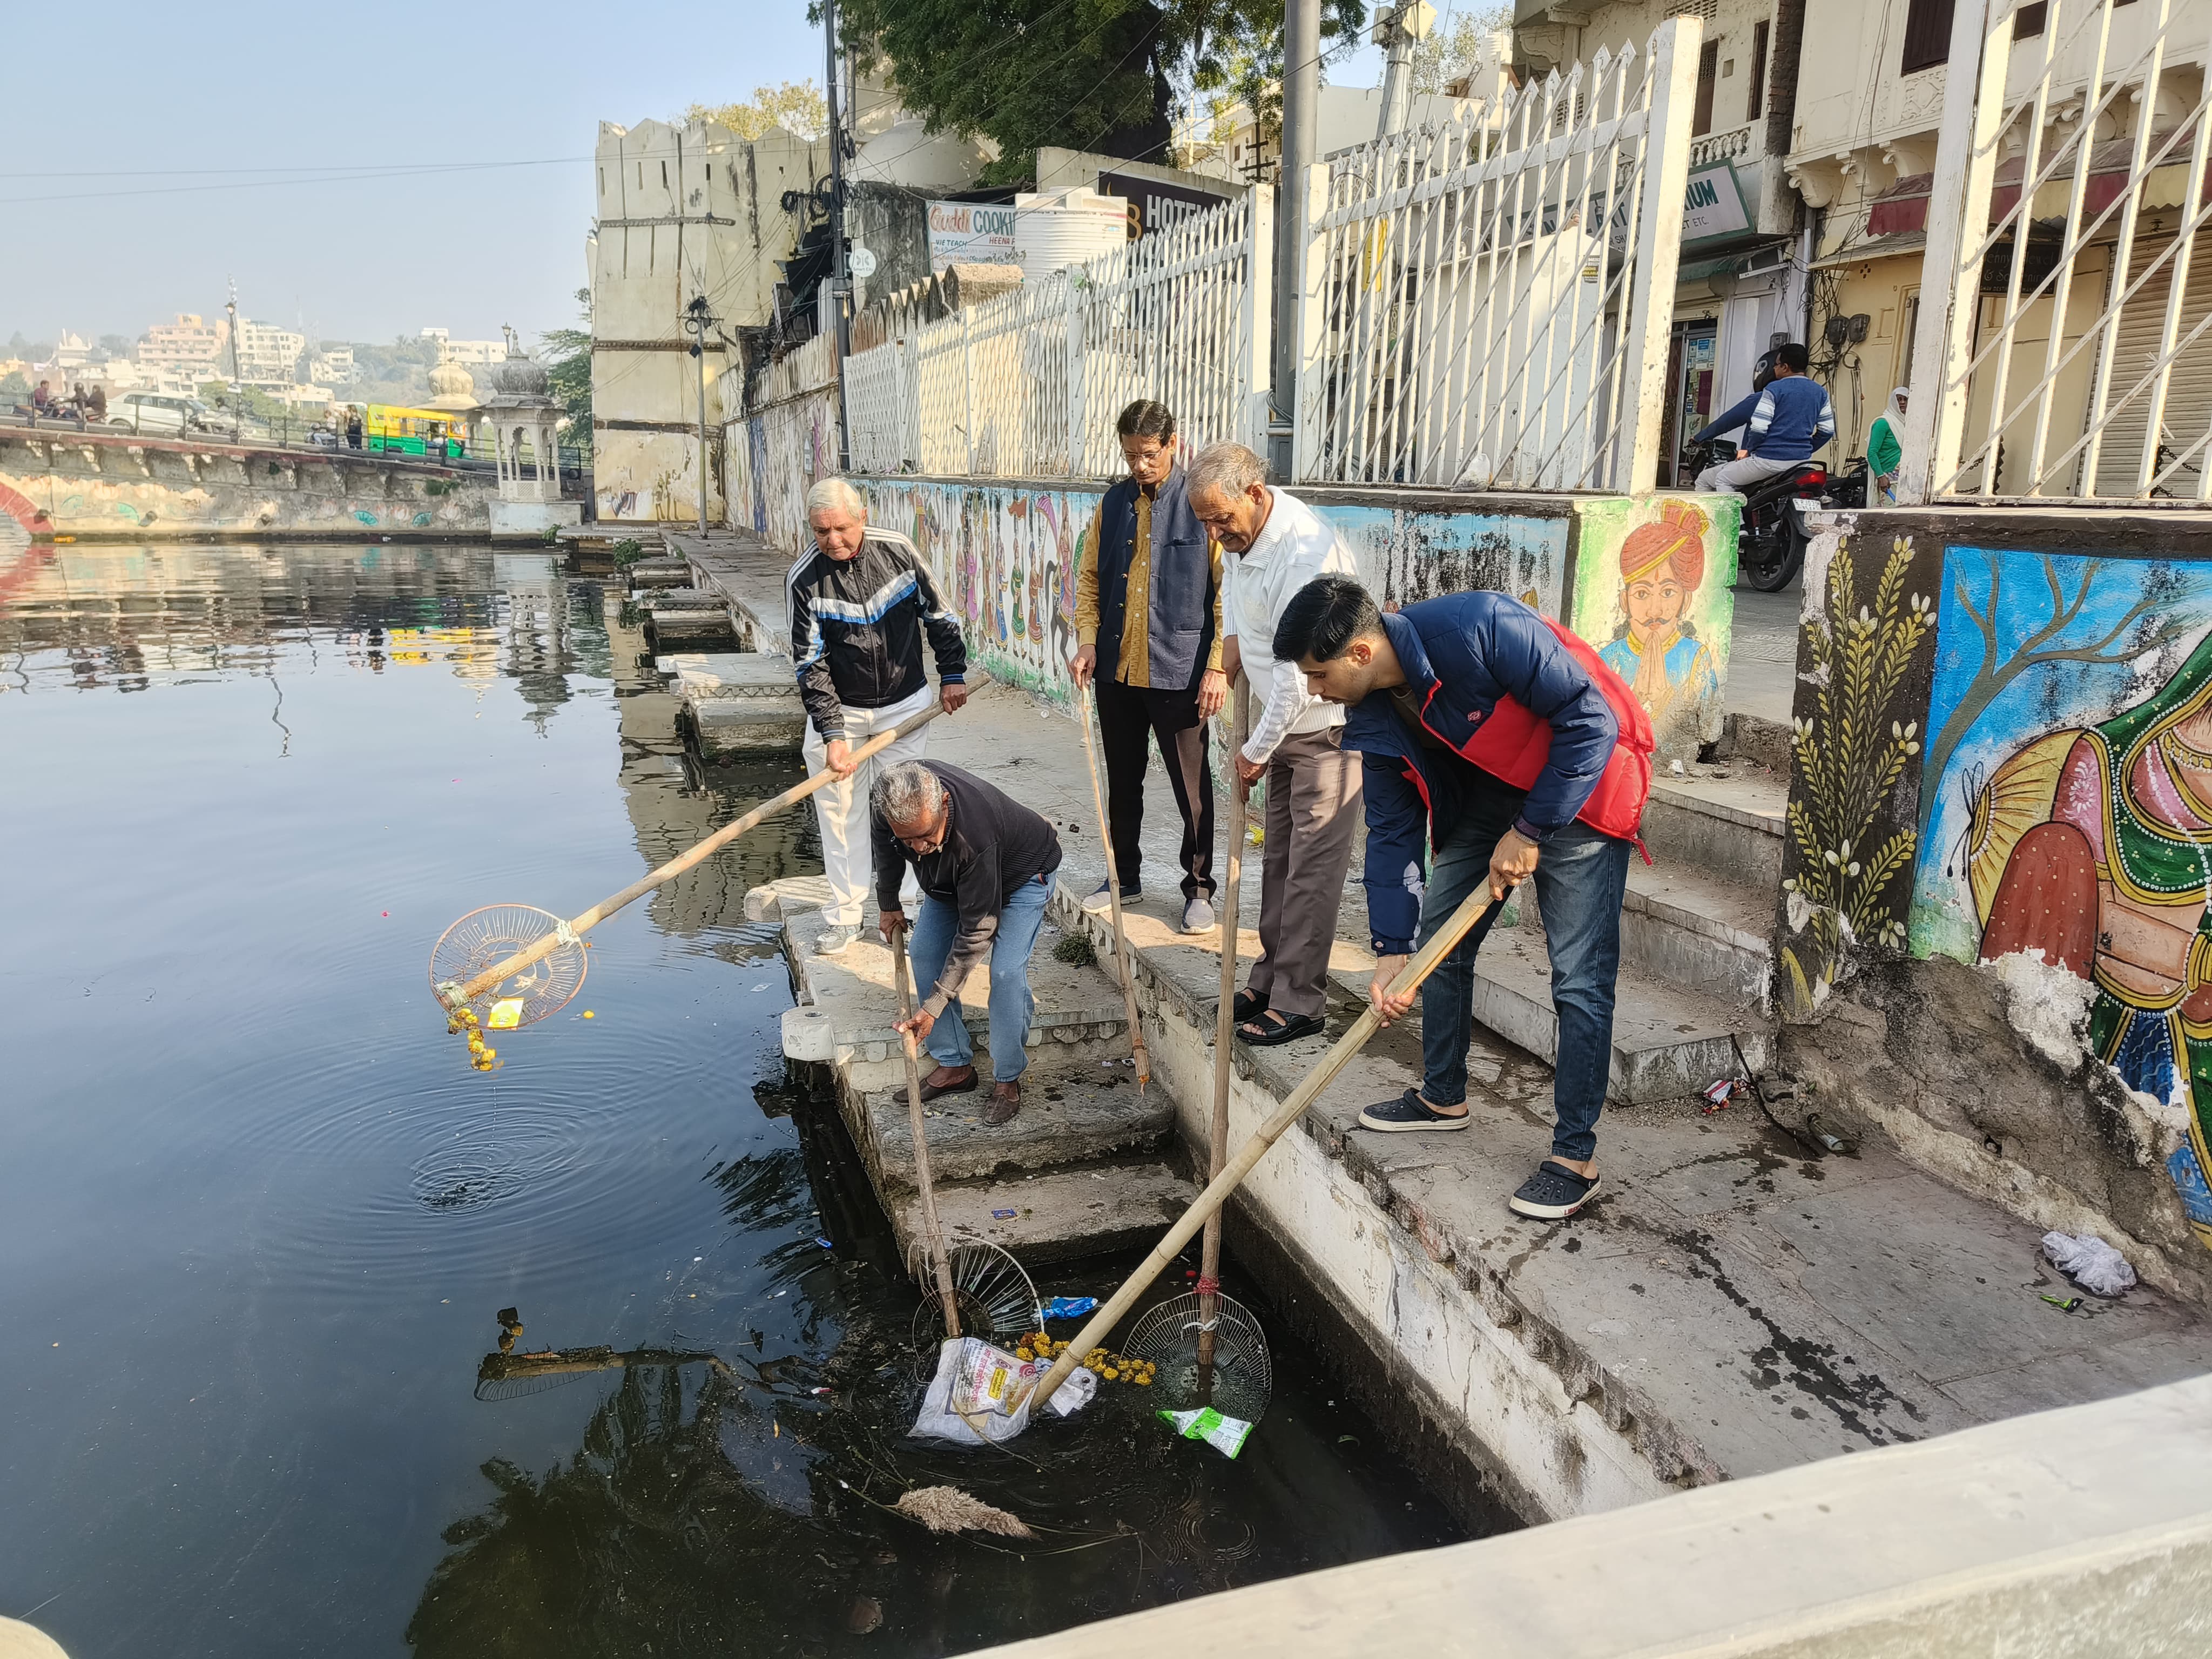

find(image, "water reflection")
[0,541,1476,1659]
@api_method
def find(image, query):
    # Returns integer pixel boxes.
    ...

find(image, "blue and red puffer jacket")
[1344,593,1653,954]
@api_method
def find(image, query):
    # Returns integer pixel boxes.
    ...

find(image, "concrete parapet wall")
[0,428,494,540]
[964,1372,2212,1658]
[1776,505,2212,1308]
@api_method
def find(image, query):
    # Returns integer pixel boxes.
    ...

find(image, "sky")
[2,2,1382,353]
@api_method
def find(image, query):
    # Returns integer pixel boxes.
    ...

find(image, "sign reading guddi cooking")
[927,201,1017,273]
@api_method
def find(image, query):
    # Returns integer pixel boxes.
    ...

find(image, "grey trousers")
[1245,727,1364,1020]
[1694,453,1799,492]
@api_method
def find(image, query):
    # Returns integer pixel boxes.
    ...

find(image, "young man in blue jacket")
[1274,576,1652,1220]
[1691,341,1835,493]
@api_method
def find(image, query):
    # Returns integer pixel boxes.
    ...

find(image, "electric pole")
[823,0,852,472]
[226,277,244,443]
[683,293,718,532]
[1377,3,1438,141]
[1273,0,1322,479]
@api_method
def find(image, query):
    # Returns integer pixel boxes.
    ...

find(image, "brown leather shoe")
[982,1080,1021,1125]
[919,1064,978,1102]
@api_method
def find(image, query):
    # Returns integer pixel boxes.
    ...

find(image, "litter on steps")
[2042,1231,2138,1298]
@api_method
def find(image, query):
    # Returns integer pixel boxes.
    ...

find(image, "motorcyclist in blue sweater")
[1691,341,1835,493]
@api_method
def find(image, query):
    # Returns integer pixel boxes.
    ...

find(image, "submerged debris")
[893,1485,1034,1538]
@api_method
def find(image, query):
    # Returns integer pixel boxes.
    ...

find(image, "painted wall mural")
[1775,531,1939,1022]
[1318,501,1570,619]
[1568,494,1742,760]
[1907,544,2212,1247]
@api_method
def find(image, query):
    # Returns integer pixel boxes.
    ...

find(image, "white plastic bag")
[1157,1406,1254,1459]
[2041,1231,2137,1298]
[909,1338,1097,1446]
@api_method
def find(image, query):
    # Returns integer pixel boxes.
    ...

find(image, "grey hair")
[805,475,867,520]
[1185,441,1267,504]
[872,760,945,827]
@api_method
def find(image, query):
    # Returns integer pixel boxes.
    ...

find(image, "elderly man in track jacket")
[1184,441,1364,1047]
[789,476,968,956]
[1274,576,1654,1221]
[1071,399,1229,934]
[875,760,1063,1125]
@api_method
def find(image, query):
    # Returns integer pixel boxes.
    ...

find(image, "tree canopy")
[687,80,828,141]
[833,0,1368,186]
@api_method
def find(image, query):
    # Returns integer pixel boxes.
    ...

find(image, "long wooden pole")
[1073,682,1152,1094]
[891,921,962,1337]
[1033,885,1498,1412]
[444,682,983,1008]
[1198,676,1249,1372]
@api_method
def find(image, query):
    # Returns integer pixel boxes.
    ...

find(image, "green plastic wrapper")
[1157,1405,1253,1459]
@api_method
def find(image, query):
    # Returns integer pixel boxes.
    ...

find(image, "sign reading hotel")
[1682,163,1751,245]
[926,201,1016,273]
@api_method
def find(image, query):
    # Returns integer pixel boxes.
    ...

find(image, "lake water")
[0,541,1481,1657]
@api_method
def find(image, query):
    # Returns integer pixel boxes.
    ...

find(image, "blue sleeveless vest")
[1093,467,1214,692]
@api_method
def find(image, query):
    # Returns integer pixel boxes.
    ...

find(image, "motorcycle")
[1678,439,1859,593]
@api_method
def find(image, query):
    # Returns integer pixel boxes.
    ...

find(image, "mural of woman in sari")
[1966,626,2212,1249]
[1597,498,1721,750]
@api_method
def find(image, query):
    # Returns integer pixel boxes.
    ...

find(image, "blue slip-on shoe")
[1508,1161,1602,1219]
[1357,1088,1471,1133]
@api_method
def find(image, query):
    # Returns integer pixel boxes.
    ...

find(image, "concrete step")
[624,556,694,588]
[643,585,728,611]
[898,1158,1198,1266]
[656,651,805,758]
[858,1060,1171,1189]
[779,905,1131,1094]
[1641,767,1786,892]
[1330,923,1770,1104]
[1516,858,1773,1010]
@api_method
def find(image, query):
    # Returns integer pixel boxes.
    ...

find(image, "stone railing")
[1690,122,1755,166]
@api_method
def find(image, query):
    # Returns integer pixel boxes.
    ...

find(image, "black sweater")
[872,761,1062,1015]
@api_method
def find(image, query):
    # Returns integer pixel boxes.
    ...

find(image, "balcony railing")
[1690,122,1756,166]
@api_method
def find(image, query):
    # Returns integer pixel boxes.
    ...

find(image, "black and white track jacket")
[787,528,967,737]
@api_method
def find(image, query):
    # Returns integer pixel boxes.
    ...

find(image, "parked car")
[108,393,219,436]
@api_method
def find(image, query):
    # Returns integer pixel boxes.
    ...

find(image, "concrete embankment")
[0,426,507,540]
[667,524,2212,1535]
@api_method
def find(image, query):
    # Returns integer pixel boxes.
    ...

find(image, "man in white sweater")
[1186,442,1364,1046]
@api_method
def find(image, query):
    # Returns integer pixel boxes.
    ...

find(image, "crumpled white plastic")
[2041,1230,2138,1298]
[909,1337,1097,1446]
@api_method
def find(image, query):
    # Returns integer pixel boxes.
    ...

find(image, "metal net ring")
[429,904,588,1030]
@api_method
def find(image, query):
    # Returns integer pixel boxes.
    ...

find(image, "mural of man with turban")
[1597,497,1721,750]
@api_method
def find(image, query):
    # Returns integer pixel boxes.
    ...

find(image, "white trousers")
[803,682,935,926]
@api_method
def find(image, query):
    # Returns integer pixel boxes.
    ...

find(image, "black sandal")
[1237,1009,1324,1046]
[1231,987,1270,1022]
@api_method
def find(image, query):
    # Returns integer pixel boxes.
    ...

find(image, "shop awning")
[1812,230,1928,268]
[1864,131,2202,238]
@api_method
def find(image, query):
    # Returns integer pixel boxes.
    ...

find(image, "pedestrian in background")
[1071,399,1228,933]
[876,760,1062,1125]
[1185,442,1363,1047]
[789,476,968,956]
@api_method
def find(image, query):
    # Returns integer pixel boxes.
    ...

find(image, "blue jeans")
[907,875,1053,1083]
[1416,779,1631,1162]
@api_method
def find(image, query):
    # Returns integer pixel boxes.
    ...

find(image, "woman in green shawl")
[1869,387,1909,504]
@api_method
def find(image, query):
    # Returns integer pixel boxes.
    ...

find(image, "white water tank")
[1012,187,1132,276]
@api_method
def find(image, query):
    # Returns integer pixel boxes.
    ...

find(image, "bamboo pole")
[443,682,983,1008]
[891,920,962,1337]
[1198,676,1249,1372]
[1033,885,1498,1412]
[1073,682,1152,1093]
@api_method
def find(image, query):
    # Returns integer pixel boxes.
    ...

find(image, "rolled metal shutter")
[2092,229,2212,498]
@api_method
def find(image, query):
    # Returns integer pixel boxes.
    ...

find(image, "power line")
[0,157,590,206]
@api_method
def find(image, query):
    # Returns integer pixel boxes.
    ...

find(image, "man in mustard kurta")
[1071,399,1229,933]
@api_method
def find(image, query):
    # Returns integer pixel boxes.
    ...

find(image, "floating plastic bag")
[1040,1295,1098,1321]
[1158,1405,1254,1459]
[910,1338,1097,1446]
[2041,1231,2137,1298]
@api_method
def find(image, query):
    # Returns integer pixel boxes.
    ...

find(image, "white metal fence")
[1907,0,2212,503]
[1291,19,1700,492]
[835,189,1273,480]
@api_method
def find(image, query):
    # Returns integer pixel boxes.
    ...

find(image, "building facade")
[419,331,508,367]
[138,314,230,377]
[589,116,825,523]
[234,320,305,386]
